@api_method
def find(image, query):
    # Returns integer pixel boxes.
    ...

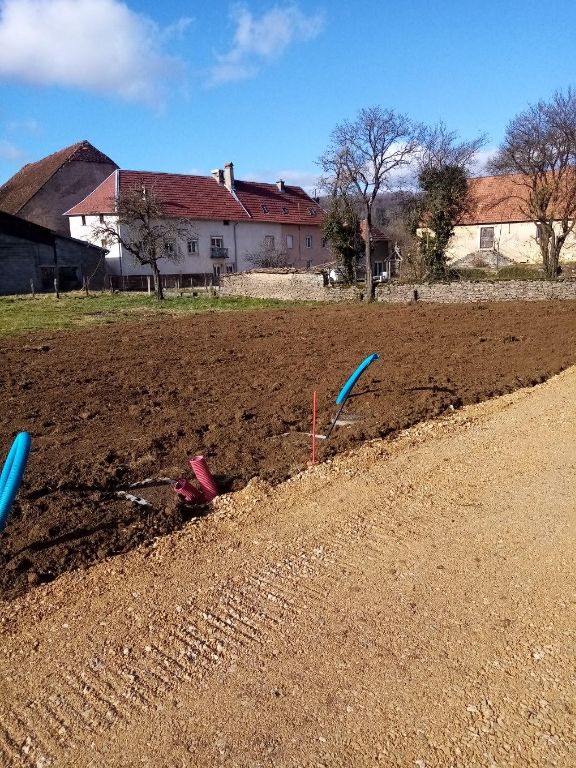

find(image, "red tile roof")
[66,170,249,220]
[65,171,117,215]
[234,180,324,226]
[0,140,117,215]
[360,221,388,242]
[66,170,325,226]
[460,174,533,225]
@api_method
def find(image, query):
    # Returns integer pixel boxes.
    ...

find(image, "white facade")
[69,215,326,278]
[447,220,576,265]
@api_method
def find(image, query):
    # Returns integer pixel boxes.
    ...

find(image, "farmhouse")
[0,210,107,295]
[0,141,118,237]
[66,163,327,284]
[447,174,576,267]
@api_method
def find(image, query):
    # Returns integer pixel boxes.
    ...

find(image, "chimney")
[211,168,224,184]
[276,179,285,192]
[224,162,235,191]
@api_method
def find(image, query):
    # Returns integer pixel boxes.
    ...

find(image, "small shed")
[0,211,107,295]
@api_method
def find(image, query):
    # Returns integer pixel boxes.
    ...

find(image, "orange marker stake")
[312,391,317,465]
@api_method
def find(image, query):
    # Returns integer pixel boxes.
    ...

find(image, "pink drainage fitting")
[173,478,205,504]
[190,455,218,502]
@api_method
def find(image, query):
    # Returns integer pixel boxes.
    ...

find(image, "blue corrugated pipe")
[0,432,31,531]
[324,354,380,439]
[336,353,380,405]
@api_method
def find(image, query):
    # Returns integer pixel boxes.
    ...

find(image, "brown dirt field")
[1,300,576,599]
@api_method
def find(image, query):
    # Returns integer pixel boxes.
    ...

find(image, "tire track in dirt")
[0,468,501,765]
[1,508,410,767]
[0,542,345,764]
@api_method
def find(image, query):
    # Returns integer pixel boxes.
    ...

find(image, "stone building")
[0,140,118,237]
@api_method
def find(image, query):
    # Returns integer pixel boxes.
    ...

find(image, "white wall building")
[447,174,576,266]
[66,163,327,284]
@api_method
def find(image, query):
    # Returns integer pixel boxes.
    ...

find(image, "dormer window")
[282,206,289,214]
[261,204,268,213]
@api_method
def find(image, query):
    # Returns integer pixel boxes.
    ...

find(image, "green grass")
[0,291,302,336]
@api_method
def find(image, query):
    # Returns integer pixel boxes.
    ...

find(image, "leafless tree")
[91,184,196,299]
[488,88,576,278]
[244,238,289,268]
[319,106,422,300]
[418,122,487,174]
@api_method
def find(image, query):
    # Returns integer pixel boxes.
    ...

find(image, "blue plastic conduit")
[0,432,31,531]
[336,353,380,405]
[323,353,380,440]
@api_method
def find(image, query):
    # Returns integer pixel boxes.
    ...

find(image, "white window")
[211,236,223,248]
[321,238,327,248]
[165,241,175,255]
[264,235,275,249]
[226,265,234,273]
[286,234,294,249]
[305,235,312,248]
[480,226,494,250]
[187,239,199,254]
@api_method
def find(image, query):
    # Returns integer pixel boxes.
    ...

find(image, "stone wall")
[376,280,576,303]
[220,271,576,304]
[220,271,361,302]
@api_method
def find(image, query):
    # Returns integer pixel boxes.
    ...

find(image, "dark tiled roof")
[0,209,106,251]
[0,140,117,216]
[66,171,325,225]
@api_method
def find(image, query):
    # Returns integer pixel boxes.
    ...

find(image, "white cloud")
[0,139,27,161]
[470,148,498,176]
[0,0,192,105]
[5,117,41,134]
[211,3,324,85]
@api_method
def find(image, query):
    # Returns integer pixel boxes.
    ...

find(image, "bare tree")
[488,88,576,279]
[244,238,289,268]
[319,106,421,300]
[91,184,195,299]
[419,122,487,174]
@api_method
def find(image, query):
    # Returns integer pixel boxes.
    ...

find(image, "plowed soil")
[1,300,575,599]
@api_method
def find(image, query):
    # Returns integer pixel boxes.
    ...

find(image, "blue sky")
[0,0,575,190]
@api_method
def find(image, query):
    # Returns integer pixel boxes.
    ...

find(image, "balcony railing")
[210,247,229,259]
